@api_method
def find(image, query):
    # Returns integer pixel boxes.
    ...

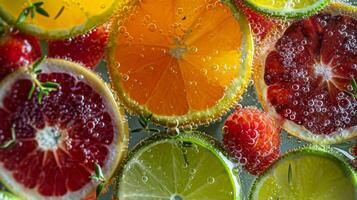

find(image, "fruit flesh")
[264,13,357,135]
[117,133,241,200]
[0,60,127,199]
[250,149,357,200]
[108,0,252,123]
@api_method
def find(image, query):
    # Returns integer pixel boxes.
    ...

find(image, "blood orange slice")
[0,59,128,199]
[107,0,253,127]
[255,3,357,144]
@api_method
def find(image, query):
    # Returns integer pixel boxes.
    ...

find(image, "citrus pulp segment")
[243,0,330,18]
[0,59,128,199]
[107,0,253,127]
[254,3,357,144]
[115,131,242,200]
[249,146,357,200]
[0,0,127,39]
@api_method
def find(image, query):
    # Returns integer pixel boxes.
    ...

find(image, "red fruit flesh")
[48,22,111,70]
[0,30,41,80]
[0,72,114,197]
[234,0,274,40]
[265,13,357,135]
[223,107,280,175]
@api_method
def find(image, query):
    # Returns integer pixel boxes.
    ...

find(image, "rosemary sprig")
[0,125,16,149]
[89,163,106,198]
[16,1,49,25]
[28,56,60,104]
[131,114,160,133]
[344,77,357,99]
[288,163,293,186]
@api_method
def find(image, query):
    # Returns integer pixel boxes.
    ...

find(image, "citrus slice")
[243,0,330,18]
[249,146,357,200]
[115,131,242,200]
[254,3,357,144]
[0,0,127,39]
[0,191,21,200]
[107,0,253,127]
[0,59,128,199]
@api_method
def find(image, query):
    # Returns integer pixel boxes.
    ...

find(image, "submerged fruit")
[249,146,357,200]
[108,0,253,127]
[115,131,242,200]
[243,0,330,18]
[223,107,280,175]
[0,28,41,80]
[0,59,128,199]
[0,0,126,38]
[48,21,111,70]
[255,3,357,144]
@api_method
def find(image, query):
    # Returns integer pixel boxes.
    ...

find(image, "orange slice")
[107,0,253,126]
[254,3,357,144]
[0,0,127,39]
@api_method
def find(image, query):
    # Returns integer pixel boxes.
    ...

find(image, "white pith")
[0,59,128,200]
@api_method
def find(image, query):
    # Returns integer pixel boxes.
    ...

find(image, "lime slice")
[0,191,20,200]
[249,146,357,200]
[115,132,242,200]
[243,0,330,18]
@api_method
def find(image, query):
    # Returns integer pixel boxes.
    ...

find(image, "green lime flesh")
[243,0,330,18]
[116,132,241,200]
[249,146,357,200]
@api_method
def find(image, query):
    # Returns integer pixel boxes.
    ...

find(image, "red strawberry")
[233,0,274,40]
[223,107,280,175]
[48,21,111,70]
[0,27,41,80]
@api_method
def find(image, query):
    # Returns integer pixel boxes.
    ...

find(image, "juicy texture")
[234,0,274,40]
[223,107,280,175]
[0,30,41,80]
[0,72,114,197]
[264,13,357,135]
[48,22,111,69]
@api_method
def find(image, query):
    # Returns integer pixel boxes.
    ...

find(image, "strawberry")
[0,25,41,80]
[48,21,111,70]
[223,107,280,175]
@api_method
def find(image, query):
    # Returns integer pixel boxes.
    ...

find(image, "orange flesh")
[111,0,243,116]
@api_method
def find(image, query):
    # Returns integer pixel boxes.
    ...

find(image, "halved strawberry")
[0,25,41,80]
[223,107,281,175]
[48,22,111,70]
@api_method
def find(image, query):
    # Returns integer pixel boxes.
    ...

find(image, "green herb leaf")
[288,163,293,186]
[35,6,49,17]
[33,2,44,7]
[94,163,105,179]
[32,55,46,72]
[351,77,357,92]
[16,8,31,24]
[42,81,60,88]
[96,183,104,198]
[28,82,36,100]
[54,6,65,19]
[0,126,16,149]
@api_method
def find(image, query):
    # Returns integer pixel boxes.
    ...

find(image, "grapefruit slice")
[0,0,127,39]
[0,59,128,199]
[107,0,254,127]
[255,3,357,144]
